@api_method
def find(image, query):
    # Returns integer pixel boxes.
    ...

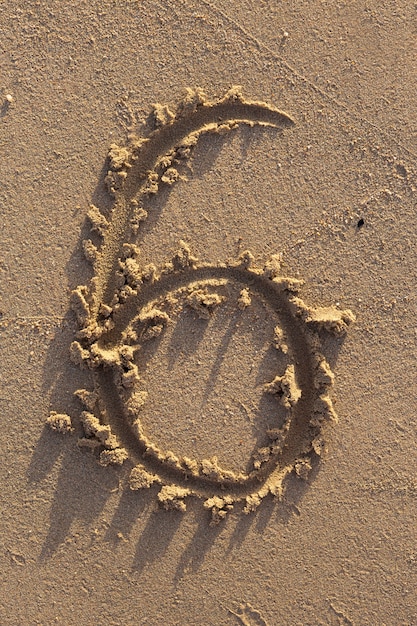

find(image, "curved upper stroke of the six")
[93,88,295,317]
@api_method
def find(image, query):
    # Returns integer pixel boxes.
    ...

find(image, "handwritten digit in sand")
[48,87,354,521]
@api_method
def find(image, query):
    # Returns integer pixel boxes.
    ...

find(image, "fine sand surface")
[1,2,416,624]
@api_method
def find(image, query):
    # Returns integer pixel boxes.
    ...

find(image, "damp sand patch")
[48,87,354,522]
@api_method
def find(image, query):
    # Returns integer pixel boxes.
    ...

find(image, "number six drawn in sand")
[48,87,355,524]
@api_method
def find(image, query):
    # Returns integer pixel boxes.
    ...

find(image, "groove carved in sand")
[48,87,354,522]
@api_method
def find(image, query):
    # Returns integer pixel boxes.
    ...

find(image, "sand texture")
[1,1,417,624]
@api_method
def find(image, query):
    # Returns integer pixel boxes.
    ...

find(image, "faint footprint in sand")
[47,87,354,522]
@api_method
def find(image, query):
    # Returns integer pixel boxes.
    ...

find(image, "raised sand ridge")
[48,87,355,522]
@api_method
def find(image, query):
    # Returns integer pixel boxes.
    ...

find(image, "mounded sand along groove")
[47,87,355,523]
